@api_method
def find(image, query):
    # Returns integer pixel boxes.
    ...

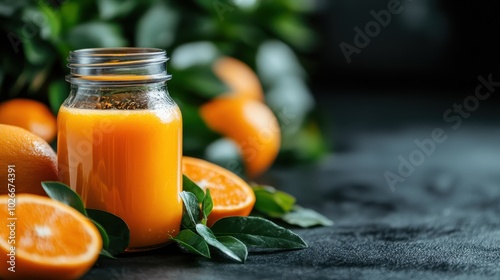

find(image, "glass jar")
[58,48,182,251]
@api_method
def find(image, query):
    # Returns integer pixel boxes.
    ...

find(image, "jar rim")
[66,47,171,85]
[71,47,165,56]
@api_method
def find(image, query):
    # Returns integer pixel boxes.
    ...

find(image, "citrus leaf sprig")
[41,182,130,258]
[171,176,308,263]
[252,185,334,228]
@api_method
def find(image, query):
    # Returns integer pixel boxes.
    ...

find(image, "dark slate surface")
[82,125,500,280]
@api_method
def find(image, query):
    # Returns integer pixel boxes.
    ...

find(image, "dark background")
[311,0,500,92]
[303,0,500,152]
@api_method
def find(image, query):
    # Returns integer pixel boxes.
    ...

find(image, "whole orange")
[200,97,281,178]
[0,98,57,143]
[213,56,264,101]
[0,124,58,196]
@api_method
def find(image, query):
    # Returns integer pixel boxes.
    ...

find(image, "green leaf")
[211,216,307,249]
[59,1,82,31]
[8,64,36,96]
[66,21,127,49]
[271,15,316,51]
[174,98,220,153]
[172,65,229,99]
[41,182,87,216]
[170,42,219,70]
[171,229,210,258]
[194,0,212,11]
[48,79,68,114]
[87,209,130,255]
[202,189,213,225]
[97,0,136,20]
[135,2,178,48]
[180,191,201,229]
[22,38,53,66]
[266,78,313,129]
[89,218,110,250]
[182,175,205,203]
[99,249,116,259]
[256,40,306,86]
[281,206,334,228]
[252,185,296,217]
[0,1,24,17]
[282,0,317,12]
[279,120,328,163]
[195,224,243,262]
[216,236,248,262]
[37,1,62,41]
[27,63,51,94]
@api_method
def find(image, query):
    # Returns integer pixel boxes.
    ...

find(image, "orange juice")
[57,105,182,250]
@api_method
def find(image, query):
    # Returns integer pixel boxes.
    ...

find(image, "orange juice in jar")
[57,48,182,251]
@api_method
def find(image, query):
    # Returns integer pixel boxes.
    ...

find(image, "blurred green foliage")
[0,0,327,169]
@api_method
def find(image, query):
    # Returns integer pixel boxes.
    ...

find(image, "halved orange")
[182,156,256,226]
[0,194,102,279]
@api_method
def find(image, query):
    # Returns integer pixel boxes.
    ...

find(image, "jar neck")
[70,82,167,92]
[64,83,172,110]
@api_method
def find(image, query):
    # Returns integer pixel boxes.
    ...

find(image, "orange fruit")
[213,56,264,101]
[0,124,58,196]
[182,156,256,226]
[200,97,281,178]
[0,98,57,143]
[0,194,102,279]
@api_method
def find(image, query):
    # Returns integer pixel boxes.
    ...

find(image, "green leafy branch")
[171,175,308,262]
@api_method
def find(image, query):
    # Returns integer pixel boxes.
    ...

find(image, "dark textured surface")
[82,124,500,280]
